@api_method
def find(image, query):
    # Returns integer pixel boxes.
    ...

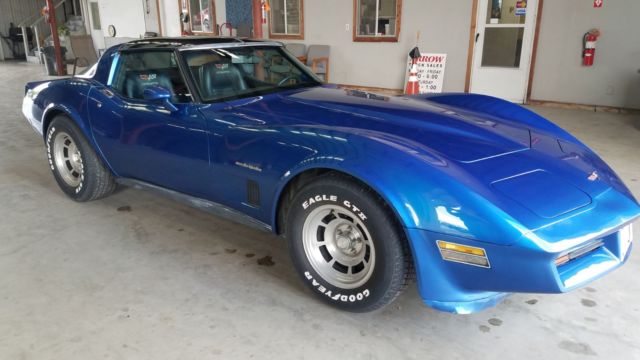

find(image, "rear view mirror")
[143,86,178,112]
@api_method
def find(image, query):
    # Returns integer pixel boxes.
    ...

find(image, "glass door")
[470,0,538,103]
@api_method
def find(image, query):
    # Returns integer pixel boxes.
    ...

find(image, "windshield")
[182,46,321,102]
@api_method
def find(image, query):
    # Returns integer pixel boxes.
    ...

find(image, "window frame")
[352,0,402,43]
[89,1,101,31]
[180,0,218,36]
[107,49,194,104]
[268,0,305,40]
[180,45,322,104]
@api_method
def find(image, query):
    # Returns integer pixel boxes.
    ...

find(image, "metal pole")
[252,0,263,39]
[34,26,42,64]
[46,0,67,75]
[21,26,30,60]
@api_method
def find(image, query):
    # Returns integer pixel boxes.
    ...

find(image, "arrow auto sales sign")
[404,53,448,94]
[594,0,603,8]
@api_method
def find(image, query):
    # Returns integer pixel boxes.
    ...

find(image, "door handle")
[475,33,480,43]
[96,100,102,108]
[99,88,114,98]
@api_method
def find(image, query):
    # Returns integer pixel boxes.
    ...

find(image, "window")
[90,2,101,30]
[110,51,192,103]
[181,0,217,34]
[269,0,304,40]
[353,0,402,42]
[183,46,320,102]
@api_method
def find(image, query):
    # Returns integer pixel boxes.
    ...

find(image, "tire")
[46,115,116,202]
[286,173,411,312]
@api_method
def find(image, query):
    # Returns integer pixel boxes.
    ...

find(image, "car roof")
[120,36,283,50]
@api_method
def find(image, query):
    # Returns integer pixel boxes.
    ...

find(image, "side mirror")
[143,85,178,112]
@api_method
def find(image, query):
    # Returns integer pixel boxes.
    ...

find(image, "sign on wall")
[594,0,603,8]
[515,1,527,16]
[405,53,448,94]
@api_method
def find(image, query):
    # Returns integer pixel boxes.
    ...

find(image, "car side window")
[183,47,319,103]
[110,51,192,103]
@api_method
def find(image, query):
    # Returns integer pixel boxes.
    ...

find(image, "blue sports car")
[22,37,639,313]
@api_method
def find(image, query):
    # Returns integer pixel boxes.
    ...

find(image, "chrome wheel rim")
[53,132,83,188]
[302,204,376,289]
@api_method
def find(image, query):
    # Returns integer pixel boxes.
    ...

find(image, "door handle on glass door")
[475,33,480,43]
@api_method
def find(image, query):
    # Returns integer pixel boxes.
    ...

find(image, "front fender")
[270,126,525,247]
[268,128,532,313]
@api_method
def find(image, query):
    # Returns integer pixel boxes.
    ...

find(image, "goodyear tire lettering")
[304,270,370,303]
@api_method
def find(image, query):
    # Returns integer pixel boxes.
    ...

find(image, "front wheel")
[286,174,411,312]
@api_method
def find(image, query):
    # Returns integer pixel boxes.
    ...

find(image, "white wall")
[215,0,226,31]
[270,0,473,92]
[160,0,181,37]
[532,0,640,109]
[98,0,146,39]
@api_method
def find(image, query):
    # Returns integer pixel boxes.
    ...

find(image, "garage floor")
[1,61,639,360]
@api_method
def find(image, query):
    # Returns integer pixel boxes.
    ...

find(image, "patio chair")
[68,35,98,75]
[306,45,330,82]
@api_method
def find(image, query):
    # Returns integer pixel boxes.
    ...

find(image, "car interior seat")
[198,61,248,100]
[124,71,175,100]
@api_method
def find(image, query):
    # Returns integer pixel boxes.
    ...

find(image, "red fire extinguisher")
[582,29,600,67]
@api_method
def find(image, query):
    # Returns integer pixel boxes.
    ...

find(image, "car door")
[87,49,210,197]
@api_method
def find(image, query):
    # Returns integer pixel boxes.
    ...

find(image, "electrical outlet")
[346,24,350,31]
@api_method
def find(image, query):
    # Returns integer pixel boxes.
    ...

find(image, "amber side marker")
[437,241,490,268]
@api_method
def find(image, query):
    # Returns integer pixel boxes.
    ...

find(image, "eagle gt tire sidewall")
[288,178,404,311]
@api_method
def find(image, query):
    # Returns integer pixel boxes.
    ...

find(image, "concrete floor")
[1,61,639,360]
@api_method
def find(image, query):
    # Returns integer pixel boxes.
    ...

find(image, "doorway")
[142,0,163,36]
[469,0,539,103]
[86,1,105,54]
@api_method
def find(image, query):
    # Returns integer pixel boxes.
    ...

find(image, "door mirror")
[143,86,178,112]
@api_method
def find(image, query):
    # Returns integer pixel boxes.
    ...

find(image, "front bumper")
[407,222,634,314]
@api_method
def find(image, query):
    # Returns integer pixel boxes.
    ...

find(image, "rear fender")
[42,103,92,141]
[36,81,117,176]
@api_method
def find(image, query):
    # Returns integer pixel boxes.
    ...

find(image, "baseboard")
[336,84,403,96]
[527,99,640,115]
[332,87,639,115]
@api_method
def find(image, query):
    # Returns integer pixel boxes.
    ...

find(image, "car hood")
[260,86,532,163]
[214,86,635,235]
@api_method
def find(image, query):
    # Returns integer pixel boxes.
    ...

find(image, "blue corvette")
[22,37,639,313]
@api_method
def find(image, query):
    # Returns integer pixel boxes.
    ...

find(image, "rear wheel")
[286,174,411,312]
[46,116,116,202]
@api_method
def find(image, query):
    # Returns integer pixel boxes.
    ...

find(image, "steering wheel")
[278,75,297,86]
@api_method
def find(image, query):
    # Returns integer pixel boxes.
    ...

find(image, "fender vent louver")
[247,180,260,207]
